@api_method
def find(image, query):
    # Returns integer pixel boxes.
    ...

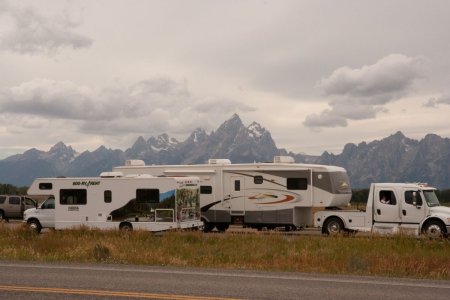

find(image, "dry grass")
[0,225,449,280]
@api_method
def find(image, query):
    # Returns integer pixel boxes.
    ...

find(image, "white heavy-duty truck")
[314,183,450,238]
[24,173,202,233]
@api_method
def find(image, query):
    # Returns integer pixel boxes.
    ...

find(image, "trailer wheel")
[119,223,133,231]
[323,217,344,235]
[422,220,446,239]
[203,222,215,233]
[28,219,42,234]
[216,223,229,232]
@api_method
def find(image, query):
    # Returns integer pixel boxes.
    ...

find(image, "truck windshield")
[423,190,440,207]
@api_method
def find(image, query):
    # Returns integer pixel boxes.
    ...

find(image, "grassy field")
[0,225,449,280]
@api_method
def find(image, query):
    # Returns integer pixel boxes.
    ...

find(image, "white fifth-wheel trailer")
[24,174,202,233]
[112,156,352,232]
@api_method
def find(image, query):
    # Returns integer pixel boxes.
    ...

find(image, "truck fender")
[420,217,448,238]
[322,215,347,235]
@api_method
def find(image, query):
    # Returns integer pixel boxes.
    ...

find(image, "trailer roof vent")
[125,159,146,166]
[100,171,124,178]
[208,159,231,165]
[273,156,295,164]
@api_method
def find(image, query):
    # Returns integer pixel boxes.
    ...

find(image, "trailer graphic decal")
[249,194,295,205]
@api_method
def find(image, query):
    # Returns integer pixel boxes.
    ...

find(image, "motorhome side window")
[60,189,87,205]
[136,189,159,203]
[379,190,397,205]
[287,178,307,190]
[200,186,212,194]
[234,180,241,191]
[254,176,263,184]
[39,183,52,190]
[104,190,112,203]
[405,191,423,206]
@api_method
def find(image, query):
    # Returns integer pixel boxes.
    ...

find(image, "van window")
[136,189,159,203]
[0,196,6,204]
[60,189,87,205]
[104,190,112,203]
[287,178,308,190]
[200,186,212,194]
[9,196,20,205]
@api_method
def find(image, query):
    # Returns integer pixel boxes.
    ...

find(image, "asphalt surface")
[0,261,449,300]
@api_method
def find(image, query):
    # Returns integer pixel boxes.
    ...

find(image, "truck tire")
[422,220,446,239]
[323,217,344,235]
[28,219,42,234]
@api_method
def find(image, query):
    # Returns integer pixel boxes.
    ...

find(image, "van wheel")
[423,221,445,239]
[323,217,344,235]
[28,219,42,234]
[119,223,133,231]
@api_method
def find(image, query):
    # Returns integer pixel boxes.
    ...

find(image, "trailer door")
[225,175,245,216]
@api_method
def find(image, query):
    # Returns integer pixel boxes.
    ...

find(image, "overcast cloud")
[0,0,450,159]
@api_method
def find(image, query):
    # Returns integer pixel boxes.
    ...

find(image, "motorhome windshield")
[423,190,440,207]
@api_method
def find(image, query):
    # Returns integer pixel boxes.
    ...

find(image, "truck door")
[225,175,245,216]
[373,188,400,225]
[400,190,426,233]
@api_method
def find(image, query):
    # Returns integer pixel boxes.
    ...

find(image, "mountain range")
[1,114,449,189]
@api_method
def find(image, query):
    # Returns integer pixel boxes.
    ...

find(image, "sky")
[1,0,450,159]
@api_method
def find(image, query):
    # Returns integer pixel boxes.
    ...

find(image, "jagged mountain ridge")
[0,114,449,188]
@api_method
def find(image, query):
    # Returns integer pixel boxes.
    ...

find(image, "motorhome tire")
[28,219,42,233]
[422,220,445,239]
[119,223,133,231]
[323,217,344,235]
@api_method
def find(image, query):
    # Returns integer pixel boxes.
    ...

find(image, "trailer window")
[39,183,53,190]
[136,189,159,203]
[254,176,263,184]
[234,180,241,191]
[287,178,307,190]
[104,190,112,203]
[60,189,87,205]
[200,186,212,194]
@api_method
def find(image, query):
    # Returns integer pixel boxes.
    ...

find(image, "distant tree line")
[0,183,28,195]
[351,188,450,205]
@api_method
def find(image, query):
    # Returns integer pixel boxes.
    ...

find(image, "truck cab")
[314,183,450,238]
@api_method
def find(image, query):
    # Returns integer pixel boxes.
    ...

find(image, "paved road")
[0,261,449,300]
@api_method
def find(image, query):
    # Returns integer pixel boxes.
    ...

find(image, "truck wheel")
[119,223,133,231]
[423,221,446,239]
[28,219,42,234]
[323,217,344,235]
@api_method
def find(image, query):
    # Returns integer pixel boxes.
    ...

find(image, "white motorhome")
[112,156,352,232]
[24,173,202,233]
[315,183,450,238]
